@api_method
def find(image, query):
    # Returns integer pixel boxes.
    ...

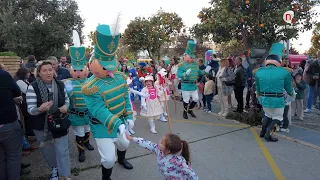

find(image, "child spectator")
[291,73,307,120]
[204,74,216,113]
[126,133,199,180]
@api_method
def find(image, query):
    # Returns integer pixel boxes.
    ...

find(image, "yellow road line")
[250,128,286,180]
[173,119,249,128]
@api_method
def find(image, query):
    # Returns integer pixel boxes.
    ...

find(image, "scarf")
[36,78,59,146]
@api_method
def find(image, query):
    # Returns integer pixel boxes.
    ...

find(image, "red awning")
[288,55,308,65]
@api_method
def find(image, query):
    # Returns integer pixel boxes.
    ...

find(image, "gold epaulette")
[252,68,260,75]
[81,77,99,95]
[61,78,73,83]
[177,61,184,67]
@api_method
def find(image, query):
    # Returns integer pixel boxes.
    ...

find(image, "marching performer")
[155,68,171,122]
[137,62,153,78]
[64,30,94,163]
[177,40,203,119]
[140,75,163,134]
[256,47,294,142]
[82,21,134,180]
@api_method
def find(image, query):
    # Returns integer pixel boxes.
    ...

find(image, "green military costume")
[64,39,94,163]
[255,52,294,142]
[177,40,203,119]
[82,24,133,179]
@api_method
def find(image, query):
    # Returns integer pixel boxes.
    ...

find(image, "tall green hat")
[69,46,86,70]
[185,40,196,59]
[93,24,120,71]
[69,30,87,70]
[269,43,285,58]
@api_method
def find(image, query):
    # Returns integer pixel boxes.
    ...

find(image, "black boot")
[260,116,272,138]
[101,165,112,180]
[188,101,197,118]
[84,132,94,151]
[76,136,85,162]
[264,120,280,142]
[183,102,189,119]
[117,150,133,170]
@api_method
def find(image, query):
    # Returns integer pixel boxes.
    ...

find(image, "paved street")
[22,99,320,180]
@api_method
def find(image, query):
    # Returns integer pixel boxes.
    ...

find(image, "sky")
[76,0,318,53]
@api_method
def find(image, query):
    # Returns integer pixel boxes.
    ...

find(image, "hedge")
[0,51,18,56]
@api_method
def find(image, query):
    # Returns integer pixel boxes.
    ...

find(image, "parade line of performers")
[20,20,296,179]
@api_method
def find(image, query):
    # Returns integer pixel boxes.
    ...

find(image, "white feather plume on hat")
[110,12,122,36]
[72,30,81,47]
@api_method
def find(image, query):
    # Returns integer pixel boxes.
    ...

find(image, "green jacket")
[295,80,306,99]
[177,61,203,91]
[255,66,294,108]
[65,78,89,126]
[82,72,133,138]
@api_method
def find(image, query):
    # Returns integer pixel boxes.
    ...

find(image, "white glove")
[127,120,134,129]
[186,68,191,75]
[205,66,212,74]
[118,124,126,134]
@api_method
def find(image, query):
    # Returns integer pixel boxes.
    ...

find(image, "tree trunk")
[146,48,153,60]
[262,42,272,59]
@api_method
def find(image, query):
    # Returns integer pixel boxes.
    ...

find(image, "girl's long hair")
[165,133,191,165]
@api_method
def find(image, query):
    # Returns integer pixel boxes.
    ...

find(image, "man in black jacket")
[0,69,24,180]
[233,57,246,113]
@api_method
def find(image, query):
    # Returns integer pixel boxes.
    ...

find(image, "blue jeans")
[307,86,320,110]
[205,93,214,111]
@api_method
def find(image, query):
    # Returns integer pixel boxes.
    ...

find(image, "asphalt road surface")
[22,100,320,180]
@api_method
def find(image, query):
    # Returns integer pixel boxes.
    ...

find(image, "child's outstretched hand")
[126,133,133,141]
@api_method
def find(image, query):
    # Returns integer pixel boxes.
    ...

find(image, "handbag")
[224,68,235,86]
[47,111,71,134]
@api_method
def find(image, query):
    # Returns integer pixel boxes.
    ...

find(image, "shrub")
[226,109,264,126]
[0,51,17,56]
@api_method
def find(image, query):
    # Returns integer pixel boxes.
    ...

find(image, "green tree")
[0,0,84,59]
[172,34,208,58]
[191,0,319,53]
[219,39,244,57]
[123,9,184,60]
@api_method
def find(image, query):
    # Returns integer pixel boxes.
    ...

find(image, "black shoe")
[265,135,278,142]
[101,165,112,180]
[76,136,86,162]
[20,168,31,176]
[84,132,95,151]
[21,163,31,169]
[188,111,196,118]
[78,150,85,162]
[183,111,188,119]
[117,150,133,170]
[183,102,189,119]
[84,142,94,150]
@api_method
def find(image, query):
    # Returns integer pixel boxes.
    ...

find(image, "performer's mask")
[184,54,193,63]
[70,66,89,79]
[88,58,117,78]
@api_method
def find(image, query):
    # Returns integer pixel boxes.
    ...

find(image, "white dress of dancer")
[140,85,163,134]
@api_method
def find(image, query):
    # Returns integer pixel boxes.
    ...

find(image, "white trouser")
[263,107,285,121]
[160,101,167,114]
[72,125,91,137]
[182,90,199,103]
[218,87,228,113]
[95,137,129,169]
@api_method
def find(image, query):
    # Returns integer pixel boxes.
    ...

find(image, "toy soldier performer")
[256,49,294,142]
[177,40,203,119]
[82,21,134,179]
[64,30,94,163]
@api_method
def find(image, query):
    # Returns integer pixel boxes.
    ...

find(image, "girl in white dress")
[140,75,163,134]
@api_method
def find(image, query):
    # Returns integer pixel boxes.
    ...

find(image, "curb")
[254,127,320,152]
